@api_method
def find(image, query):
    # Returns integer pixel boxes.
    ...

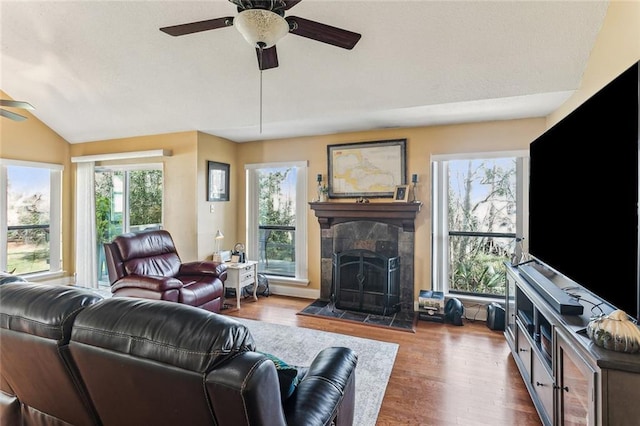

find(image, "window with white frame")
[432,151,528,299]
[245,161,308,285]
[0,159,63,277]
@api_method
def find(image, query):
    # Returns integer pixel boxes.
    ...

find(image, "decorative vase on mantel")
[317,184,328,202]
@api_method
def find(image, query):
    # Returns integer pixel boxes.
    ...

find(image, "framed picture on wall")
[327,139,406,198]
[207,161,230,201]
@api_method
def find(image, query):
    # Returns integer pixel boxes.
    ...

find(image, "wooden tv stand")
[505,263,640,425]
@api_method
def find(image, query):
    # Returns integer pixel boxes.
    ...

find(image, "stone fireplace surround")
[309,202,422,313]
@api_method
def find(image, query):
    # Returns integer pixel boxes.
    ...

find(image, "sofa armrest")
[180,261,227,277]
[111,275,183,293]
[206,351,287,426]
[284,347,358,426]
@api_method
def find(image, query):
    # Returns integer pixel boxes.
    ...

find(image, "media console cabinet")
[505,263,640,425]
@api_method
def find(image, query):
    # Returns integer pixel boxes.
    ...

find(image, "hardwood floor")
[224,295,543,426]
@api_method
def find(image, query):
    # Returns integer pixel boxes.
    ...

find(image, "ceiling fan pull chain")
[257,42,264,134]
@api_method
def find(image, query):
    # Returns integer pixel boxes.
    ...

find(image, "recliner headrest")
[0,282,104,341]
[71,297,256,372]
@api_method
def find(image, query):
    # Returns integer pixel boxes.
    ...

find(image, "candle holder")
[410,174,418,202]
[316,174,328,202]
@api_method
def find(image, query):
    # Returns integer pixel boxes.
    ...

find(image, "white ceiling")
[0,1,609,144]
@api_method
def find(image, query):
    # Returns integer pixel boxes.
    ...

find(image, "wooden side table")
[224,260,258,310]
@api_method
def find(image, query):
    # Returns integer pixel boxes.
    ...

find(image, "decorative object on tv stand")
[316,174,328,202]
[510,237,526,266]
[586,310,640,354]
[213,230,224,262]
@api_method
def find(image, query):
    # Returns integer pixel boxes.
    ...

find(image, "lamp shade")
[234,9,290,48]
[215,230,224,240]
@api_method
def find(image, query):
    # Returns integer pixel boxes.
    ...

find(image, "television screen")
[528,61,639,322]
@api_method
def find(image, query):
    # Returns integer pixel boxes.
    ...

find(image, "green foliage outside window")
[448,159,517,297]
[95,170,163,244]
[258,168,295,263]
[7,193,49,274]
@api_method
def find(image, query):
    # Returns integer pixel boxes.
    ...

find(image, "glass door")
[95,167,163,284]
[555,329,596,425]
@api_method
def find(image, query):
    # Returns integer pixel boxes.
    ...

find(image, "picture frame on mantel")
[327,139,406,198]
[393,185,409,202]
[207,161,230,202]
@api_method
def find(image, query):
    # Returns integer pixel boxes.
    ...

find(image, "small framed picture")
[393,185,409,202]
[207,161,230,202]
[220,250,232,262]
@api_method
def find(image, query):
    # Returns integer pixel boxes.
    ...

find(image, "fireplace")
[310,202,421,314]
[333,249,400,315]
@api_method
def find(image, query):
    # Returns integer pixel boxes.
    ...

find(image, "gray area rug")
[235,318,399,426]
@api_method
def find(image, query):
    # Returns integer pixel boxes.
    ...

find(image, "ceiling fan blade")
[0,109,28,121]
[160,17,233,36]
[285,16,361,49]
[282,0,302,10]
[0,99,34,110]
[256,45,279,70]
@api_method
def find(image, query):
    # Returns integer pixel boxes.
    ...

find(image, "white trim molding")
[71,149,172,163]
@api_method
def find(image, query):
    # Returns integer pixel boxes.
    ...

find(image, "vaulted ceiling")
[0,1,609,143]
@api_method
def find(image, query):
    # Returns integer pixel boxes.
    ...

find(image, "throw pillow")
[258,351,299,401]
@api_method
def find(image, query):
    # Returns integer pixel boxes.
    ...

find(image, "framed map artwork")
[327,139,407,198]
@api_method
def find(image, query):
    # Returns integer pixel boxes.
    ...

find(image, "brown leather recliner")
[104,229,226,313]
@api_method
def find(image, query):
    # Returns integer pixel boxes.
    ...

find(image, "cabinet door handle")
[553,385,569,392]
[519,348,528,352]
[535,381,546,387]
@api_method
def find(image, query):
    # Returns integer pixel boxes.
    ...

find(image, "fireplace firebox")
[332,249,400,316]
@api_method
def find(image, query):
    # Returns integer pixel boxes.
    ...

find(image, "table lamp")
[213,230,224,262]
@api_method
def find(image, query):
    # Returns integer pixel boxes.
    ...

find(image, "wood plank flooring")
[224,295,543,426]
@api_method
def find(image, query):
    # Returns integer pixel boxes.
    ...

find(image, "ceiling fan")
[0,99,34,122]
[159,0,361,70]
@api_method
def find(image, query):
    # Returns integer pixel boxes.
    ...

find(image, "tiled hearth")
[309,202,421,313]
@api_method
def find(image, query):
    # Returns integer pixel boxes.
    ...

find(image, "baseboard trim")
[33,275,75,286]
[269,284,319,299]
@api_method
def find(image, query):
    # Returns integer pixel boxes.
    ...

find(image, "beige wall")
[69,132,202,261]
[196,132,238,260]
[0,90,73,274]
[237,119,544,298]
[549,0,640,126]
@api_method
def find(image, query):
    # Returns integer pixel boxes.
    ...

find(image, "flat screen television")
[528,60,639,322]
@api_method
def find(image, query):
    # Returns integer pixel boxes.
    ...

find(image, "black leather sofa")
[0,282,357,426]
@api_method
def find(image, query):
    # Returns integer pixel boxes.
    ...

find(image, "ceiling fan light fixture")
[234,9,289,48]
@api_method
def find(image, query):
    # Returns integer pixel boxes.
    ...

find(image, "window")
[432,151,528,299]
[96,164,163,284]
[0,159,63,278]
[246,161,308,285]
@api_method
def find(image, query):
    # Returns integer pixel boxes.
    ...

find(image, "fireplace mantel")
[309,202,422,232]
